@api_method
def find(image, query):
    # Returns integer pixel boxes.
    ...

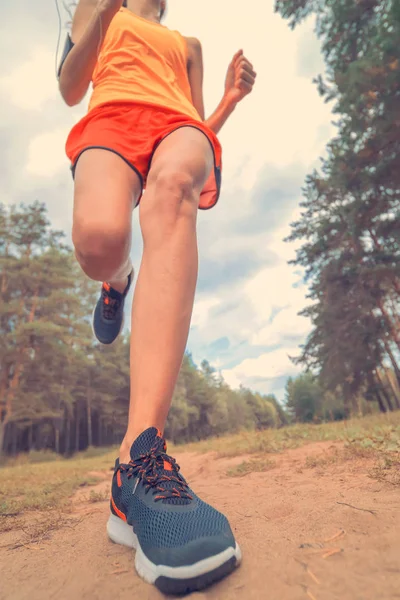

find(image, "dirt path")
[1,442,399,600]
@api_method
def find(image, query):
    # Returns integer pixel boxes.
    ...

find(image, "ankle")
[108,273,131,295]
[107,264,133,294]
[119,438,132,464]
[119,423,165,463]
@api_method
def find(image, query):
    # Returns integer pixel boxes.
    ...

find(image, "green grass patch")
[0,448,116,516]
[88,489,109,503]
[182,413,400,457]
[227,457,276,477]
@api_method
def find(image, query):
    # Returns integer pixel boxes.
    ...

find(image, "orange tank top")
[89,8,200,121]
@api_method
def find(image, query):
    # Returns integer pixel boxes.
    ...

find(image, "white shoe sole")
[106,514,242,593]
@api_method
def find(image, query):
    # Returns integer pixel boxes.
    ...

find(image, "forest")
[0,202,287,456]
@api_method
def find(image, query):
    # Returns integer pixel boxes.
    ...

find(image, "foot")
[92,270,133,345]
[107,428,241,594]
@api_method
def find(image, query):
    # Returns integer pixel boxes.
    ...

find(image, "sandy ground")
[1,442,399,600]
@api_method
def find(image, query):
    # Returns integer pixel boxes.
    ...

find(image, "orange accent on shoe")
[163,460,173,471]
[117,470,122,487]
[103,283,111,291]
[111,495,127,522]
[104,297,110,305]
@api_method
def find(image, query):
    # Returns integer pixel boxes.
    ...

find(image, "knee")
[141,169,198,234]
[72,219,130,275]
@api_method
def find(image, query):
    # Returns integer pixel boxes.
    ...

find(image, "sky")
[0,0,335,403]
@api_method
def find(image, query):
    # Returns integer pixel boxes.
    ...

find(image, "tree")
[274,0,400,412]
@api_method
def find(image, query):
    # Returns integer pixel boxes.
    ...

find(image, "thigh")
[72,149,142,237]
[147,127,214,195]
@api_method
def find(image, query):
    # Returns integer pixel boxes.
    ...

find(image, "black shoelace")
[101,286,122,320]
[120,437,193,502]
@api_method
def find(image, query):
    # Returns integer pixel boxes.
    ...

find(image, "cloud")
[295,18,326,79]
[27,127,72,178]
[222,346,301,391]
[252,306,311,347]
[0,46,59,111]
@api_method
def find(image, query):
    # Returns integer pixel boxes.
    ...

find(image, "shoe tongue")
[130,427,163,460]
[104,285,123,300]
[130,427,191,506]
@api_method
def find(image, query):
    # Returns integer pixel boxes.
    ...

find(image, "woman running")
[58,0,256,593]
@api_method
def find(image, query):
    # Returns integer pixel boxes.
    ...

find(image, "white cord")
[54,0,62,78]
[54,0,105,78]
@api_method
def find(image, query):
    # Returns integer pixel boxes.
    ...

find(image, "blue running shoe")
[107,427,241,594]
[92,270,133,345]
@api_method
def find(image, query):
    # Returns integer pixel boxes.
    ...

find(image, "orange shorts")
[65,102,222,210]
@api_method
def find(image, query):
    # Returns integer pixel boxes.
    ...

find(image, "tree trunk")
[28,424,33,452]
[65,414,71,456]
[0,420,7,458]
[375,371,393,411]
[87,376,93,448]
[11,424,17,456]
[4,289,40,441]
[378,301,400,352]
[385,368,400,410]
[55,427,60,455]
[382,339,400,387]
[98,418,103,447]
[75,404,80,453]
[375,391,387,413]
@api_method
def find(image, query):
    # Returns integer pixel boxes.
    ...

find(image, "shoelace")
[120,438,193,502]
[101,284,122,320]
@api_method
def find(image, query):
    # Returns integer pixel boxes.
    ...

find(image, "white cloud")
[244,264,307,323]
[0,46,58,111]
[252,306,311,346]
[222,346,301,389]
[26,127,72,178]
[166,1,334,184]
[191,296,221,329]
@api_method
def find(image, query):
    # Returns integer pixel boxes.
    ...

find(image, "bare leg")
[72,149,141,290]
[119,128,213,461]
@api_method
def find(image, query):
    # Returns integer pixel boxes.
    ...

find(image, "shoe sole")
[106,514,242,594]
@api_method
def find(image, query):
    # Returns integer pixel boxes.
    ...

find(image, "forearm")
[204,96,236,134]
[59,2,118,106]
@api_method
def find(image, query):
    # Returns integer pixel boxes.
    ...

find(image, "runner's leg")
[119,127,213,461]
[72,149,142,290]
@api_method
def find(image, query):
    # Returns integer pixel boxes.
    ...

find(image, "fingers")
[238,64,256,84]
[237,80,254,95]
[231,49,244,65]
[235,56,256,93]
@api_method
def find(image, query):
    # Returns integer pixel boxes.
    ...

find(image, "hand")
[224,50,256,106]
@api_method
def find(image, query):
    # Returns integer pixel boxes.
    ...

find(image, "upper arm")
[185,37,205,120]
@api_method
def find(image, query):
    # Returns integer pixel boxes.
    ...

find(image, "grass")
[0,413,399,523]
[182,412,400,481]
[227,457,276,477]
[182,412,400,457]
[0,448,116,518]
[88,489,110,503]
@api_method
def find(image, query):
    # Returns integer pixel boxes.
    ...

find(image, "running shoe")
[92,270,133,345]
[107,427,241,594]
